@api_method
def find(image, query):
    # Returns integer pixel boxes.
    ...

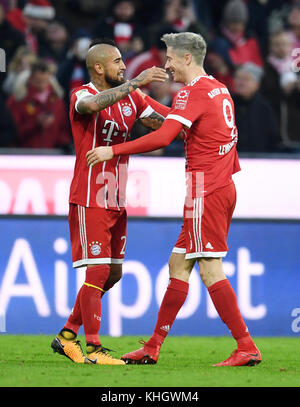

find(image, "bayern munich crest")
[122,103,133,117]
[89,241,102,256]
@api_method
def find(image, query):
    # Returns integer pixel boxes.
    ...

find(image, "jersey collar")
[188,74,214,86]
[87,82,100,93]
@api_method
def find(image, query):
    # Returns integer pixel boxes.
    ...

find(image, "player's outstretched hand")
[135,66,168,87]
[86,146,113,166]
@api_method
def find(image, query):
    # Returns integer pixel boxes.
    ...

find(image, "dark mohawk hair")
[89,38,117,48]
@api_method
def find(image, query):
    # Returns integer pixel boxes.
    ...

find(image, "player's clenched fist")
[86,146,114,166]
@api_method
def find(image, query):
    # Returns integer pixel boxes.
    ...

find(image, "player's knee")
[168,254,182,276]
[168,256,176,273]
[198,257,223,286]
[198,258,211,274]
[198,266,209,285]
[168,253,194,281]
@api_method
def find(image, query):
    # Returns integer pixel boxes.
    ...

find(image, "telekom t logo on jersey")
[102,120,126,143]
[96,120,150,211]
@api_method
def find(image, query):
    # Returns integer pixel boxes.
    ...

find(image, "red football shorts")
[173,181,236,259]
[69,203,127,268]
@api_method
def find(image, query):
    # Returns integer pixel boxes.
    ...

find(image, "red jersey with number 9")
[166,75,241,197]
[69,82,153,210]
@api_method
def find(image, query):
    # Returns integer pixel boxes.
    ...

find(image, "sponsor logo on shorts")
[89,241,102,256]
[205,242,214,250]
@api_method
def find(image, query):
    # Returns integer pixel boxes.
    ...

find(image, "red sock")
[64,285,83,335]
[208,279,255,351]
[147,278,189,347]
[80,265,110,346]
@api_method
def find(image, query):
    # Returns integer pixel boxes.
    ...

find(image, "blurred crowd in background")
[0,0,300,156]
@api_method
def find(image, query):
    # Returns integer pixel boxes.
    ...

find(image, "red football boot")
[121,340,161,365]
[214,346,262,367]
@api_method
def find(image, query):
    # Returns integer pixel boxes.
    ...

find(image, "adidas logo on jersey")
[205,242,214,249]
[160,325,170,333]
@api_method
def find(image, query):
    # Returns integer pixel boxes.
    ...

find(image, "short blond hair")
[161,32,207,66]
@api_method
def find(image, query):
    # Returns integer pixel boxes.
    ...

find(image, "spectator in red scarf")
[7,60,71,150]
[162,0,206,34]
[92,0,145,62]
[211,0,263,69]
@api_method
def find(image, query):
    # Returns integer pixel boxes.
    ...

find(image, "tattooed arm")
[139,111,165,130]
[134,88,168,130]
[76,67,168,114]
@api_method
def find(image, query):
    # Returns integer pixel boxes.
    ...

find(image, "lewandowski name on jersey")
[68,82,153,211]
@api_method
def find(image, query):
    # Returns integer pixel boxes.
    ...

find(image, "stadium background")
[0,0,300,340]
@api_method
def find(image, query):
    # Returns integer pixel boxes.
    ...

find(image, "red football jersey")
[166,75,241,197]
[69,82,153,210]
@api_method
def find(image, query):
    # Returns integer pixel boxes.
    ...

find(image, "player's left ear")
[94,62,104,75]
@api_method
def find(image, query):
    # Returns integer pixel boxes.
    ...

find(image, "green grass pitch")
[0,335,299,387]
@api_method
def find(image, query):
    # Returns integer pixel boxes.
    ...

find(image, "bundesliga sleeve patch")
[74,88,91,112]
[174,90,190,110]
[75,89,90,99]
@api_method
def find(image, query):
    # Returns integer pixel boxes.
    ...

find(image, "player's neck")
[184,67,208,85]
[90,76,111,92]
